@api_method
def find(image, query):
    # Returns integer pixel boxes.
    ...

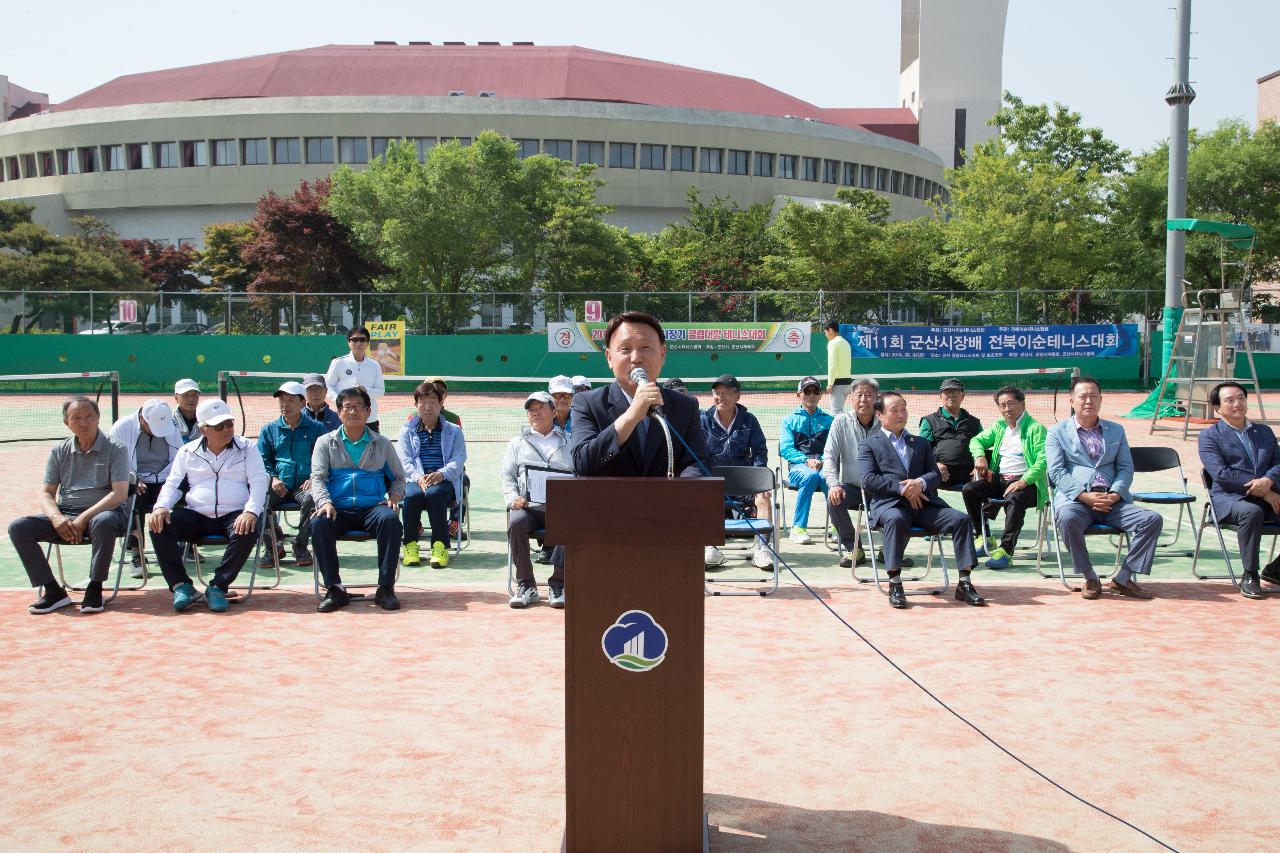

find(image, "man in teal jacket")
[962,386,1048,569]
[258,381,327,568]
[780,376,834,544]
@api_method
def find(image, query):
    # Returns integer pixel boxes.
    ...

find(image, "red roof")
[823,108,919,144]
[53,44,918,143]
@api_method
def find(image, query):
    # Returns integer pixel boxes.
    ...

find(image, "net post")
[110,371,120,425]
[219,371,228,403]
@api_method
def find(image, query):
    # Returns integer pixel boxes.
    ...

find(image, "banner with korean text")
[548,322,811,354]
[842,324,1139,359]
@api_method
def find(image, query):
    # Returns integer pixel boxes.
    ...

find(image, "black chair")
[706,466,782,597]
[1129,446,1197,549]
[1190,468,1280,586]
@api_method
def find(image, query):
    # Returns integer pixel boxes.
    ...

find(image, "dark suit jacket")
[1198,419,1280,518]
[855,429,946,525]
[570,381,708,477]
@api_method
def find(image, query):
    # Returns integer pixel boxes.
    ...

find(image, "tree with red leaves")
[120,237,201,292]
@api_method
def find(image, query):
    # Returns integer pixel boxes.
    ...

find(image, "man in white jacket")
[503,391,573,609]
[325,326,386,432]
[109,398,183,575]
[148,399,269,613]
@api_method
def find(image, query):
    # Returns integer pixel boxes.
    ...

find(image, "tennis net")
[219,367,1072,443]
[0,372,121,442]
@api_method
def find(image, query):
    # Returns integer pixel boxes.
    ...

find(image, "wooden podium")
[547,476,723,853]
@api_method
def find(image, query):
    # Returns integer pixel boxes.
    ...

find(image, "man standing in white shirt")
[325,325,386,432]
[148,399,269,612]
[172,378,202,442]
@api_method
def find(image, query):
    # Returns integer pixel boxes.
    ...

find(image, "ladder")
[1149,285,1269,439]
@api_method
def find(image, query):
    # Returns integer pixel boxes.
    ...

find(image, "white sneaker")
[704,546,727,567]
[789,527,813,545]
[508,584,540,609]
[752,548,774,569]
[548,586,565,609]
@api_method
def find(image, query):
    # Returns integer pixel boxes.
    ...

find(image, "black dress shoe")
[375,585,401,611]
[888,581,909,609]
[317,585,351,613]
[1261,562,1280,586]
[1240,573,1265,600]
[955,578,986,606]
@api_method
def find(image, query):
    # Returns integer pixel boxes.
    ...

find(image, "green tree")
[194,221,259,291]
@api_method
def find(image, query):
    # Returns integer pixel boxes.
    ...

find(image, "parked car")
[77,321,143,335]
[158,322,209,335]
[201,322,227,335]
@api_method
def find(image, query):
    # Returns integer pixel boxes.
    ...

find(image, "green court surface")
[0,438,1236,595]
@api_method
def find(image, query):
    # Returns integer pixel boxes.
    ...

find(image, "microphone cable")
[667,424,1178,851]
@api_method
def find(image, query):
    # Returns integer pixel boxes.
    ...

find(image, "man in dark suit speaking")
[571,312,708,478]
[856,391,983,609]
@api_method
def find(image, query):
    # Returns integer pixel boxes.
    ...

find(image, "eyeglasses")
[340,405,368,414]
[205,421,234,431]
[348,337,369,344]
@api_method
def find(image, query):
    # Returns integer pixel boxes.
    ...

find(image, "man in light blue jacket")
[398,380,467,569]
[1046,376,1162,600]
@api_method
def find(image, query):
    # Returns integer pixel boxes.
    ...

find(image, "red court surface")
[2,577,1277,852]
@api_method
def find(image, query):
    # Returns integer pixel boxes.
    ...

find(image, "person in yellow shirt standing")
[823,320,853,413]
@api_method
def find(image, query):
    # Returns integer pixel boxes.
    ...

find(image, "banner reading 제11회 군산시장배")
[843,323,1140,359]
[547,322,812,354]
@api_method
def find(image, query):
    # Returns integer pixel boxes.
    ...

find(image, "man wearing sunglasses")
[149,398,269,613]
[325,326,386,433]
[779,377,834,544]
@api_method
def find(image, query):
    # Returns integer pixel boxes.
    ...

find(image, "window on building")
[305,137,333,164]
[778,155,797,180]
[338,137,368,164]
[79,147,100,173]
[639,144,666,170]
[914,176,926,199]
[4,157,18,180]
[841,162,856,187]
[155,142,179,169]
[415,138,437,160]
[699,148,723,173]
[39,151,56,177]
[242,138,269,166]
[544,139,572,160]
[103,145,125,172]
[58,149,79,175]
[126,143,150,170]
[823,159,839,184]
[21,153,38,178]
[728,149,749,175]
[890,171,903,194]
[182,140,208,167]
[212,139,236,166]
[514,138,539,159]
[671,146,695,172]
[273,138,301,165]
[576,141,604,166]
[754,152,775,177]
[876,167,889,192]
[802,156,820,182]
[609,142,636,169]
[371,137,390,159]
[859,164,874,189]
[451,136,472,146]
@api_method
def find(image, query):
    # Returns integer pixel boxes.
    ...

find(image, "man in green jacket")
[961,386,1048,569]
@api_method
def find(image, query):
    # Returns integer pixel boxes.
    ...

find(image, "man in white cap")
[571,375,591,394]
[109,398,184,575]
[548,374,575,436]
[502,391,573,609]
[149,398,269,613]
[301,373,340,432]
[172,378,201,442]
[257,381,328,568]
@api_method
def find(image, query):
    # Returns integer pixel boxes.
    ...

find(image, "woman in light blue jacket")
[397,381,467,568]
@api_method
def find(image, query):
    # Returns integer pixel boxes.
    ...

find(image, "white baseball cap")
[524,391,554,409]
[174,378,200,395]
[548,375,574,395]
[571,375,591,391]
[140,399,176,438]
[196,398,234,427]
[273,381,307,398]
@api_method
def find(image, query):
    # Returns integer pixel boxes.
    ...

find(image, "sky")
[6,0,1277,155]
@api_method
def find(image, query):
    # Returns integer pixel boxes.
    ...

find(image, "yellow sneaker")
[402,541,421,566]
[430,540,449,569]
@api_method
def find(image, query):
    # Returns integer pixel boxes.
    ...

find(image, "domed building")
[0,1,1007,246]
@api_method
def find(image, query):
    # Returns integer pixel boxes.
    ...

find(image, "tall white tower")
[899,0,1009,168]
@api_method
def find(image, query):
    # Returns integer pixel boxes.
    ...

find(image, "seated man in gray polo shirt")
[8,396,131,614]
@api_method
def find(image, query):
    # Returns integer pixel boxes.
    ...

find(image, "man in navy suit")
[571,311,708,479]
[856,391,982,609]
[1046,376,1163,600]
[1198,381,1280,599]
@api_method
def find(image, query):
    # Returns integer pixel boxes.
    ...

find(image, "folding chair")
[1190,468,1280,586]
[412,473,469,557]
[50,484,147,605]
[705,466,782,597]
[310,529,399,601]
[257,498,302,590]
[1129,446,1197,549]
[505,511,548,596]
[855,487,951,598]
[776,456,829,537]
[1035,483,1128,591]
[191,516,268,603]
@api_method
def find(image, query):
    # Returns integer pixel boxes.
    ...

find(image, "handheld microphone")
[629,367,664,417]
